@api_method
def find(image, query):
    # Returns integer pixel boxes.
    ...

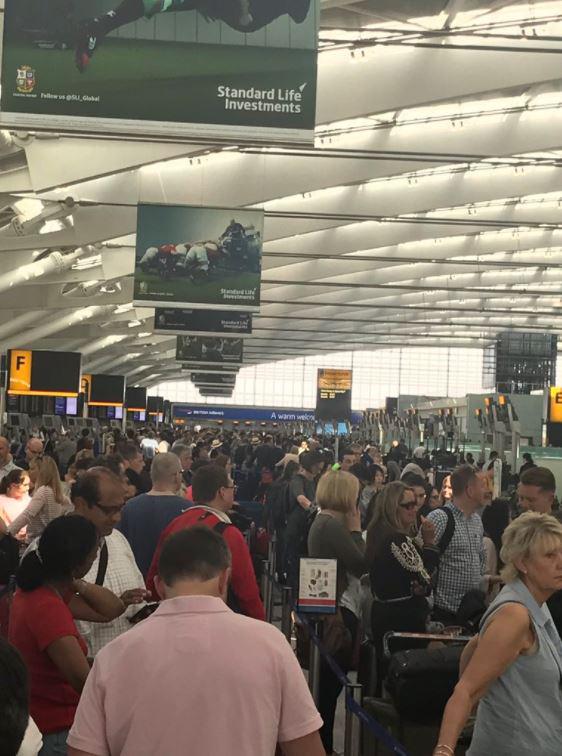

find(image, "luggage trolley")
[362,631,472,755]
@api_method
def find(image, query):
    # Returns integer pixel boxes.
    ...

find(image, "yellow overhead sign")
[549,387,562,423]
[8,350,32,394]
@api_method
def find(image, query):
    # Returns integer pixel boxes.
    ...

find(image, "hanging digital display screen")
[315,369,352,421]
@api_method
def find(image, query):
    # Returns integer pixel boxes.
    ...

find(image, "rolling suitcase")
[385,632,470,723]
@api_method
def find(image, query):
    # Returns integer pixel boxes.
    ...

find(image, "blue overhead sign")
[172,403,362,424]
[172,404,316,422]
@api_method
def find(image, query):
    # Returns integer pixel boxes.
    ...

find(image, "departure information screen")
[315,369,353,421]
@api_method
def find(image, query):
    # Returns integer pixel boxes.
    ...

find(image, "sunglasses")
[399,500,418,511]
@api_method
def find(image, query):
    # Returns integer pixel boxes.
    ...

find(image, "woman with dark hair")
[417,483,441,520]
[0,469,31,530]
[0,636,40,756]
[8,457,71,542]
[366,481,439,674]
[8,516,125,755]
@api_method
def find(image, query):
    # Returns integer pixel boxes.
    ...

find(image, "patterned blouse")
[8,486,71,541]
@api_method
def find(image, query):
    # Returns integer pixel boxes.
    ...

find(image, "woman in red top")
[9,516,125,756]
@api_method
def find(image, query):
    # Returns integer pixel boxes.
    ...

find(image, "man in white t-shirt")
[140,432,158,461]
[67,526,324,756]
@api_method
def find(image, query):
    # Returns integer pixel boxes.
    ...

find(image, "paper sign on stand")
[297,558,337,614]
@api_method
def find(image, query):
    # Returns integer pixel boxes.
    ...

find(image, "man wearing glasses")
[146,464,265,621]
[71,468,149,655]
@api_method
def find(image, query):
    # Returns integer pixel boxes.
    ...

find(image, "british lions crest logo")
[16,66,36,94]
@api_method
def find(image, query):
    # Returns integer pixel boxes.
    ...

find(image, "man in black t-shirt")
[284,451,324,591]
[253,435,284,472]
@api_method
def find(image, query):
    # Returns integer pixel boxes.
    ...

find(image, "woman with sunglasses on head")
[366,481,440,676]
[8,457,71,543]
[0,469,31,531]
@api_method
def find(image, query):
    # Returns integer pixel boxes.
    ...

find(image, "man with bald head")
[118,453,189,576]
[15,437,44,471]
[0,436,21,481]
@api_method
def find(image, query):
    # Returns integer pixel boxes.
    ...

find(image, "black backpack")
[437,506,456,555]
[264,479,290,533]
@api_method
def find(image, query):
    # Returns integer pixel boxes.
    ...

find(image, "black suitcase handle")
[383,631,471,659]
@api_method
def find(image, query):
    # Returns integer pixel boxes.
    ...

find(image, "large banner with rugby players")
[133,204,262,311]
[1,0,318,142]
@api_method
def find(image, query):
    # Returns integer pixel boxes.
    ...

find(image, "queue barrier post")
[281,586,293,642]
[266,563,274,623]
[268,533,277,575]
[297,613,410,756]
[261,560,270,611]
[344,683,363,756]
[308,619,322,706]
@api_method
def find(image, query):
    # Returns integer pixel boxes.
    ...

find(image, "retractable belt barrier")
[264,565,410,756]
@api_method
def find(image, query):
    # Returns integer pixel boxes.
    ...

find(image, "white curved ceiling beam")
[32,103,562,208]
[316,41,562,123]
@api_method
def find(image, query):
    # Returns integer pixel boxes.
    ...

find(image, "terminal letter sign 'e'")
[549,387,562,423]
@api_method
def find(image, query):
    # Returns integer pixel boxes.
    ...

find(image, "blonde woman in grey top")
[434,512,562,756]
[8,457,71,542]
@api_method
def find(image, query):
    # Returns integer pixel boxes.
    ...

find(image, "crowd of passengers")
[1,425,562,756]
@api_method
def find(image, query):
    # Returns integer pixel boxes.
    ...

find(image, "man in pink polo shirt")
[67,526,324,756]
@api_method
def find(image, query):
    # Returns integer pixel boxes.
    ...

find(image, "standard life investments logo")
[217,83,308,114]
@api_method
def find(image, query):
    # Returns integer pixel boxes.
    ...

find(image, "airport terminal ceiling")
[0,0,562,394]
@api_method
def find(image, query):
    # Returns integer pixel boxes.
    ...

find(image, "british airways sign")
[172,403,362,424]
[172,404,316,422]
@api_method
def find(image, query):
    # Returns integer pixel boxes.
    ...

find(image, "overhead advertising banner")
[154,308,252,337]
[176,336,244,367]
[182,364,239,375]
[8,349,81,397]
[192,372,237,387]
[134,205,262,312]
[1,0,318,143]
[199,388,234,397]
[316,368,353,421]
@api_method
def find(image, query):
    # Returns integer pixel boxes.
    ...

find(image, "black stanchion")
[308,619,322,706]
[281,586,293,642]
